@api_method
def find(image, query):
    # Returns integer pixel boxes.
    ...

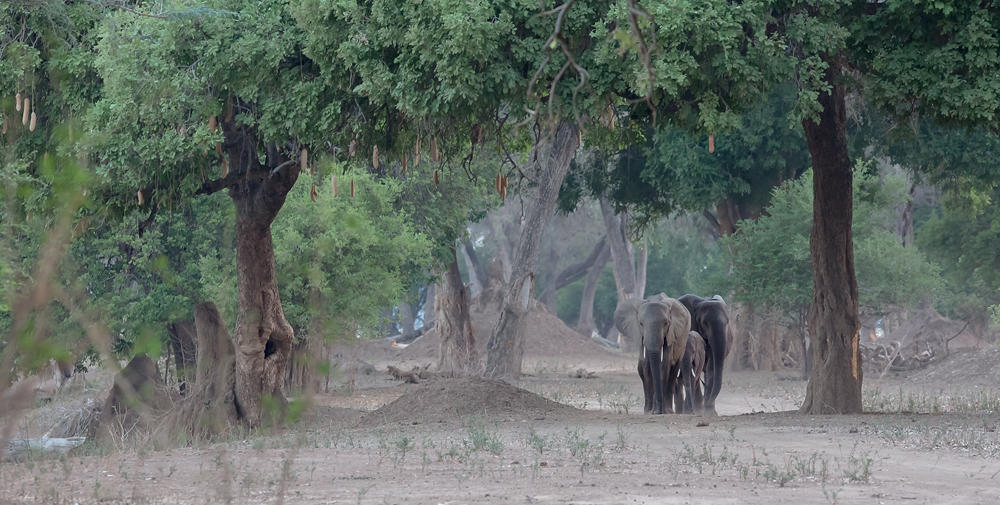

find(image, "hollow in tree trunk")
[798,54,863,415]
[485,121,579,379]
[437,248,478,374]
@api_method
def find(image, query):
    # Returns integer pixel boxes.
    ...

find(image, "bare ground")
[3,307,999,504]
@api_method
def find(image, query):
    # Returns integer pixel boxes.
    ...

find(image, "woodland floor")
[3,306,1000,504]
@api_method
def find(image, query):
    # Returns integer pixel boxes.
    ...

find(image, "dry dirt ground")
[3,308,1000,504]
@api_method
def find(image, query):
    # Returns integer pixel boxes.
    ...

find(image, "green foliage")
[915,188,1000,324]
[269,165,433,340]
[717,162,943,321]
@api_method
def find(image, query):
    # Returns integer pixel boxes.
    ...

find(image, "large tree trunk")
[399,301,416,339]
[167,320,197,395]
[485,121,579,379]
[437,249,478,374]
[576,242,611,337]
[799,55,863,415]
[228,149,298,426]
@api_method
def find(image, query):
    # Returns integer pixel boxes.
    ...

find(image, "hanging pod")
[221,157,229,178]
[348,139,357,158]
[22,98,30,125]
[350,179,355,197]
[433,170,439,185]
[209,115,217,133]
[331,175,338,197]
[708,134,715,153]
[373,145,379,170]
[402,152,408,174]
[300,148,308,173]
[310,162,316,176]
[137,190,144,206]
[15,93,21,112]
[310,185,318,202]
[216,142,223,156]
[430,137,439,162]
[29,111,36,132]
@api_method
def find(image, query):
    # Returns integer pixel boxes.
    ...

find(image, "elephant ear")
[613,298,644,342]
[666,298,692,364]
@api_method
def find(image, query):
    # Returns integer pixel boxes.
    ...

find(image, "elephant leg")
[680,352,695,414]
[664,360,679,414]
[703,355,720,416]
[638,356,653,414]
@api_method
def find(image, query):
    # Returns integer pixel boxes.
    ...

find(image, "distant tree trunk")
[539,242,559,313]
[799,54,863,415]
[715,200,739,236]
[437,249,478,374]
[600,197,637,350]
[485,121,579,379]
[487,215,514,283]
[635,240,648,300]
[167,320,197,395]
[461,242,483,299]
[228,144,298,427]
[899,183,915,247]
[576,243,611,336]
[286,338,313,396]
[423,283,436,328]
[399,301,416,338]
[464,240,488,292]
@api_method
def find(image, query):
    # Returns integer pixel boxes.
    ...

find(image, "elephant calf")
[676,331,707,414]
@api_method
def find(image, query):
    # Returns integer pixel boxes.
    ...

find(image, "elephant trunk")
[647,349,665,414]
[705,337,727,414]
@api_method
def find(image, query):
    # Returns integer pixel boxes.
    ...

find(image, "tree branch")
[554,236,607,291]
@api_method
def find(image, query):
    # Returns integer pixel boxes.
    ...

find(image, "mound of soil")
[361,376,579,426]
[398,299,615,361]
[905,345,1000,389]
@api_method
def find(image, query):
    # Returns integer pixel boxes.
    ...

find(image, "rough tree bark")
[437,248,478,374]
[167,320,197,394]
[798,54,863,415]
[576,242,611,337]
[398,301,416,339]
[485,121,579,379]
[221,119,299,427]
[170,302,237,438]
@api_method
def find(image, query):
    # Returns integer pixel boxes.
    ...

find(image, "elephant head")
[615,293,691,414]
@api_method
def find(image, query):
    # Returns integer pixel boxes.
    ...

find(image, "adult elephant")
[614,293,691,414]
[677,331,707,414]
[678,294,733,416]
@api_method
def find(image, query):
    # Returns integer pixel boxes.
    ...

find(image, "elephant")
[676,331,707,414]
[677,294,733,416]
[614,293,691,414]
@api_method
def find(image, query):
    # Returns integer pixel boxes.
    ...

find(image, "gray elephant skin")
[676,331,707,414]
[678,294,733,415]
[614,293,691,414]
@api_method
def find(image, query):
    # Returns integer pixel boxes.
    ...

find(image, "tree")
[89,0,361,426]
[717,163,943,370]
